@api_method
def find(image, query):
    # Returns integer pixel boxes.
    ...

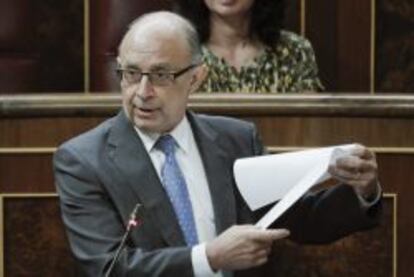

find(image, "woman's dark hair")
[173,0,286,48]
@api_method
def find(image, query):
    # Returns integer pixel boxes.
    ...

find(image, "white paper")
[233,144,356,229]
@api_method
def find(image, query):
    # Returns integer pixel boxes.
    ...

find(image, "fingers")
[329,145,377,182]
[236,228,289,267]
[249,247,272,266]
[336,152,376,173]
[250,228,290,243]
[328,144,379,198]
[206,226,290,271]
[350,144,374,159]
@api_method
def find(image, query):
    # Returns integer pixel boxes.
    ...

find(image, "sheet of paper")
[233,144,356,228]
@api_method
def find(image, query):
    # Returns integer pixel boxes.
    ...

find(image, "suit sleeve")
[54,145,194,277]
[276,184,382,244]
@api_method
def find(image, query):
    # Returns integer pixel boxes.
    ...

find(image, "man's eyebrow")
[122,64,140,70]
[121,63,174,71]
[149,63,174,72]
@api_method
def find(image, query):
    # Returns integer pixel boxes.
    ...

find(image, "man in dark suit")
[54,11,381,277]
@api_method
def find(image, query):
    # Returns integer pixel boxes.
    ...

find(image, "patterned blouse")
[198,30,324,93]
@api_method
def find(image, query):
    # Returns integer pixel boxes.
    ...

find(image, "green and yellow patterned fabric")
[198,31,324,93]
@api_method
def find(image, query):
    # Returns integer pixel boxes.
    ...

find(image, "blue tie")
[156,135,199,246]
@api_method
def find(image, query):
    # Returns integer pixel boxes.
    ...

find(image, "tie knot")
[156,135,176,155]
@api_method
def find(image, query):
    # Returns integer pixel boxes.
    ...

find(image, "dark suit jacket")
[54,110,380,277]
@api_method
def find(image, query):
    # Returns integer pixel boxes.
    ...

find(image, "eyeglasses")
[116,64,199,86]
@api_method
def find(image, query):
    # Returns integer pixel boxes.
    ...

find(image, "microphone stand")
[104,203,142,277]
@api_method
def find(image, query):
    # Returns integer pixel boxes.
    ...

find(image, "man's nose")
[136,75,155,100]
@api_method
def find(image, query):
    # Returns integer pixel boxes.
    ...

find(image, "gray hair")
[120,11,202,64]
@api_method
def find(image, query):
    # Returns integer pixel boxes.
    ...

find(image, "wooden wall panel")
[0,117,108,147]
[336,0,372,92]
[306,0,338,91]
[2,196,76,276]
[378,154,414,276]
[375,0,414,93]
[0,154,54,193]
[2,1,414,93]
[307,0,371,92]
[1,94,414,148]
[284,0,301,34]
[0,0,84,93]
[251,116,414,148]
[4,115,413,148]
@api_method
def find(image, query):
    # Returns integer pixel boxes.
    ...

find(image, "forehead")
[119,24,192,68]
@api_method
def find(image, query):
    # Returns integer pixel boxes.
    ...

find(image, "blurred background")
[0,0,412,94]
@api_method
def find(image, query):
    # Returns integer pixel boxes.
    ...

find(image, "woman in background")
[174,0,324,93]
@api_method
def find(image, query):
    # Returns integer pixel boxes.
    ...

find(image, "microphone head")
[127,203,143,229]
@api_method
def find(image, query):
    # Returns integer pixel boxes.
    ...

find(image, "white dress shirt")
[135,116,220,276]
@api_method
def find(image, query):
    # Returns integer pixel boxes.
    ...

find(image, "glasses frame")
[116,64,199,86]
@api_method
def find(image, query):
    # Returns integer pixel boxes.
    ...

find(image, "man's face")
[118,25,200,133]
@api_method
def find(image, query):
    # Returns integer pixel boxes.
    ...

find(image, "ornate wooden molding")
[1,93,414,117]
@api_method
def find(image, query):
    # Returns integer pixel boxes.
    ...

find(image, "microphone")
[105,203,142,277]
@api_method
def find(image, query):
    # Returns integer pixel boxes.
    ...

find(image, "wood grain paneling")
[0,0,84,94]
[378,154,413,276]
[2,1,414,93]
[0,153,54,193]
[2,115,414,148]
[306,0,338,91]
[252,116,414,147]
[1,94,414,147]
[36,0,84,92]
[1,196,76,276]
[307,0,372,92]
[0,117,108,147]
[375,0,414,93]
[284,0,301,34]
[337,0,372,92]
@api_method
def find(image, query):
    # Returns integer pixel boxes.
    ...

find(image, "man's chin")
[133,120,157,132]
[131,113,178,134]
[132,118,167,134]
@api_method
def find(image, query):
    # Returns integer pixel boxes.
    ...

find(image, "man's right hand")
[205,225,290,271]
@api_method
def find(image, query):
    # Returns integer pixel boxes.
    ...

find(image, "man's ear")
[189,64,208,93]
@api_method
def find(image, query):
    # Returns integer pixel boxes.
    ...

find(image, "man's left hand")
[328,144,378,200]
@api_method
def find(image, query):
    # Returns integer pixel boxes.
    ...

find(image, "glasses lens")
[122,70,142,84]
[150,73,174,86]
[118,66,194,86]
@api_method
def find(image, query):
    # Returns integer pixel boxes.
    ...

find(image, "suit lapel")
[106,111,238,246]
[188,112,237,235]
[107,111,186,246]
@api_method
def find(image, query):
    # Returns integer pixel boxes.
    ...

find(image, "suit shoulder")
[57,116,115,155]
[192,113,264,157]
[196,114,255,134]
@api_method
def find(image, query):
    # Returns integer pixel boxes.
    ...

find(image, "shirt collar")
[134,116,192,154]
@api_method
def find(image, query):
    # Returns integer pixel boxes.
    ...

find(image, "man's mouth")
[134,106,158,118]
[139,107,153,112]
